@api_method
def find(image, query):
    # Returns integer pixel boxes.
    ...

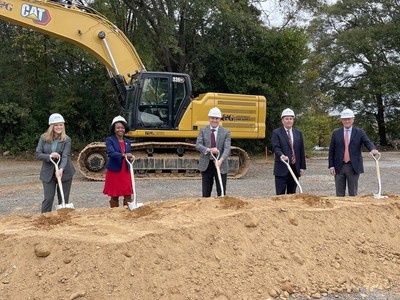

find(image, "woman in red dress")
[103,116,133,208]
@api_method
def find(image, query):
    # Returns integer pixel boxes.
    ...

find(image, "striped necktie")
[287,130,296,164]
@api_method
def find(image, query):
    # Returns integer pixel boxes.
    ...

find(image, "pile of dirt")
[1,194,400,299]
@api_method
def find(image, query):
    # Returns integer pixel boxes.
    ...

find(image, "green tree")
[1,0,313,156]
[0,23,117,153]
[119,0,310,152]
[309,0,400,146]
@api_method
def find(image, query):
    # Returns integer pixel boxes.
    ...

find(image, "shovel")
[50,157,75,210]
[125,156,144,210]
[280,156,303,193]
[371,152,387,199]
[210,151,224,197]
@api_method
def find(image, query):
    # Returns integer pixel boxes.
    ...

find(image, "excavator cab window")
[131,74,188,129]
[125,72,191,130]
[172,79,188,128]
[137,77,169,128]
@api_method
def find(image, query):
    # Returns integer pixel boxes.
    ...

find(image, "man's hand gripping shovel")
[125,156,144,210]
[280,156,303,193]
[210,151,224,197]
[370,153,387,199]
[50,157,75,211]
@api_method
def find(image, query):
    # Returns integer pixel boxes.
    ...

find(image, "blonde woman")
[35,113,75,213]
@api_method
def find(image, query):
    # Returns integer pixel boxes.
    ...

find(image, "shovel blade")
[128,202,144,210]
[56,203,75,210]
[373,193,388,199]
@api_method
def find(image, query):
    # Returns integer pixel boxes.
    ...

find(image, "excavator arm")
[0,0,145,84]
[1,0,267,180]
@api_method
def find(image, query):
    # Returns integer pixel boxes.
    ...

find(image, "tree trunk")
[375,93,387,146]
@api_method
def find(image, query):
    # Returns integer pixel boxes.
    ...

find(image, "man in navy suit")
[272,108,306,195]
[196,107,231,197]
[329,108,379,196]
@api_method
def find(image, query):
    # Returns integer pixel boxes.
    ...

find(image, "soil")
[1,152,400,299]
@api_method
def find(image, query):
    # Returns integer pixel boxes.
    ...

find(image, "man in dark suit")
[196,107,231,197]
[272,108,306,195]
[329,108,379,196]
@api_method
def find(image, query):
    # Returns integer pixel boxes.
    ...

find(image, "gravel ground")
[1,151,400,300]
[1,151,400,215]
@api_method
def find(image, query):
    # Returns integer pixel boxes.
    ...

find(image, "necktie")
[211,129,216,148]
[287,130,296,164]
[344,129,350,162]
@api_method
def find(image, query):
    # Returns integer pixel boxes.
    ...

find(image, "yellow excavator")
[0,0,266,179]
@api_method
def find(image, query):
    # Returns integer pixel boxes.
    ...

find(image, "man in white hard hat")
[196,107,231,197]
[328,108,379,196]
[271,108,306,194]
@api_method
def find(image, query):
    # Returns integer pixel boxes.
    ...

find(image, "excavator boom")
[0,0,145,81]
[1,0,267,180]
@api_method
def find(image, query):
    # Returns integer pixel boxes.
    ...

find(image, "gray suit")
[196,126,231,196]
[36,135,75,212]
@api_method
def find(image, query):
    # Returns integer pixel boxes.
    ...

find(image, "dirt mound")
[1,195,400,299]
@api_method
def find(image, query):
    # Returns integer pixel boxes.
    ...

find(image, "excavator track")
[77,142,249,181]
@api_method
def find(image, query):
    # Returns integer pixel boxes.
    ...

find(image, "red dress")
[103,141,133,197]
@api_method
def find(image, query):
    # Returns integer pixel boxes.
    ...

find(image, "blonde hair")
[43,124,67,143]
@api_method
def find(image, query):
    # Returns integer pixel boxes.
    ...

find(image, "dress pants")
[201,160,227,197]
[41,175,73,213]
[335,162,359,196]
[275,164,298,195]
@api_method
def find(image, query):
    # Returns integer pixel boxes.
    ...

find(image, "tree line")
[0,0,399,156]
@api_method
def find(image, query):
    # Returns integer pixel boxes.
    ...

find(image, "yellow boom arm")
[0,0,145,82]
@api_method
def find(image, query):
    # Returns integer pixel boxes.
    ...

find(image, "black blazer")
[271,127,306,176]
[328,126,376,174]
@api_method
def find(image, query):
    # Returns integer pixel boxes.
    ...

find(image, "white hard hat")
[48,113,65,125]
[340,109,355,118]
[111,115,127,126]
[208,107,222,118]
[281,108,295,118]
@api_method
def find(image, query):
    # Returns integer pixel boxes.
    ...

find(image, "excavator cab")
[0,0,265,179]
[125,72,192,131]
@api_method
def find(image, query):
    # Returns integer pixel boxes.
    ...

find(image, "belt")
[343,161,351,164]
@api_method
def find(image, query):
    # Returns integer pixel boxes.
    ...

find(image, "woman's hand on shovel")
[50,152,60,159]
[124,153,133,160]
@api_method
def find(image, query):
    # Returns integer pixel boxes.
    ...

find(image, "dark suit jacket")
[271,127,306,176]
[195,126,231,174]
[328,126,376,174]
[105,135,132,172]
[35,135,76,183]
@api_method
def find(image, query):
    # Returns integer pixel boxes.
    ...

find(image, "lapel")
[340,128,345,145]
[111,135,123,153]
[205,126,211,146]
[282,127,290,145]
[349,127,356,145]
[55,140,65,153]
[291,128,296,143]
[216,127,221,147]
